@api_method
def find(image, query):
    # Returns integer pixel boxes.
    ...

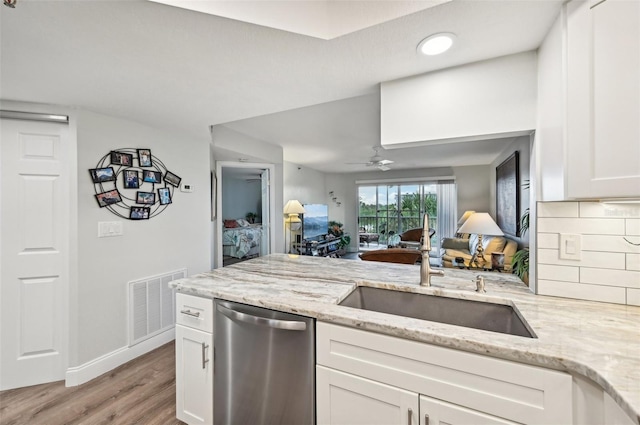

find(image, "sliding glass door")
[357,181,456,248]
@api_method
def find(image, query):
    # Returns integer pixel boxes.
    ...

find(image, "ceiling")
[0,0,562,173]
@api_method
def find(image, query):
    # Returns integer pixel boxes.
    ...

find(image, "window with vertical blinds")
[357,179,457,249]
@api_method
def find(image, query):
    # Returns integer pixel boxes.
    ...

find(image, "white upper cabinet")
[565,0,640,199]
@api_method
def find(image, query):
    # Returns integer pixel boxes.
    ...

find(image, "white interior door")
[260,169,270,256]
[0,117,70,390]
[215,162,275,268]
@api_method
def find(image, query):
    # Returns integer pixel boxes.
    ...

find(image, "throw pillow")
[484,236,507,253]
[224,219,238,228]
[236,218,250,227]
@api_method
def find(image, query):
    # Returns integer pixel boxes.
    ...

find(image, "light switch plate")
[180,183,193,193]
[98,221,124,238]
[559,233,581,260]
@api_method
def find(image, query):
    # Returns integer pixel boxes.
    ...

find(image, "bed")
[222,221,263,259]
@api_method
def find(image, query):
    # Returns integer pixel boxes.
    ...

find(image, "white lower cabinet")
[316,322,572,425]
[419,395,517,425]
[317,366,418,425]
[175,293,214,425]
[317,366,517,425]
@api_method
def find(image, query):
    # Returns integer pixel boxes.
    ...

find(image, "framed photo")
[130,206,150,220]
[89,167,116,183]
[123,169,140,189]
[158,187,172,205]
[164,170,182,187]
[136,191,155,204]
[496,151,520,237]
[95,189,122,207]
[142,170,162,184]
[137,149,152,167]
[110,151,133,166]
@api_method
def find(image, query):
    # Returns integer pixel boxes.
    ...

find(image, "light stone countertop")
[170,253,640,423]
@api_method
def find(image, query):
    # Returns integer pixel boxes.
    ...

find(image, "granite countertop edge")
[170,254,640,424]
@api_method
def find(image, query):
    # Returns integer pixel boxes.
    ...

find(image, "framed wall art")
[95,189,122,207]
[164,170,181,187]
[137,149,152,167]
[158,187,172,205]
[496,151,520,237]
[89,167,116,183]
[89,148,179,220]
[136,191,155,204]
[110,151,133,166]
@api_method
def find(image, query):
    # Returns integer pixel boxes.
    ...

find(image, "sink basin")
[339,286,535,338]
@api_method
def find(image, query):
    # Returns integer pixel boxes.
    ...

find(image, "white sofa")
[440,234,518,271]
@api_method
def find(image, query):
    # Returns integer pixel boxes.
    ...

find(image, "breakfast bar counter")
[170,254,640,423]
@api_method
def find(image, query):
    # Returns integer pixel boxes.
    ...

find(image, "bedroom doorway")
[215,162,275,268]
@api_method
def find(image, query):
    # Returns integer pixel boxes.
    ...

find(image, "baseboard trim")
[65,327,175,387]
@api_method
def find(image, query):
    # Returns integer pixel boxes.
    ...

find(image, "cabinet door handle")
[408,408,413,425]
[201,343,209,369]
[180,309,200,318]
[424,414,429,425]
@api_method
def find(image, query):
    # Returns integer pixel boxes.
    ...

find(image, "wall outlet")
[98,221,123,238]
[559,233,581,260]
[180,183,193,193]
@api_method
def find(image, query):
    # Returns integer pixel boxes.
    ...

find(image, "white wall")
[490,135,532,248]
[325,165,492,252]
[453,165,491,216]
[283,161,327,206]
[381,51,538,147]
[537,201,640,305]
[536,12,566,201]
[76,110,211,365]
[221,174,262,221]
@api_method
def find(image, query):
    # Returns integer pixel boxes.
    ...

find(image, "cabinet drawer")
[176,293,214,333]
[317,322,571,425]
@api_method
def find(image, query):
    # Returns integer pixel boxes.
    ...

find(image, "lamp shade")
[457,212,504,236]
[283,200,305,216]
[457,210,476,227]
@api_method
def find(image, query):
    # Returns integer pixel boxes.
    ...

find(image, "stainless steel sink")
[339,286,535,338]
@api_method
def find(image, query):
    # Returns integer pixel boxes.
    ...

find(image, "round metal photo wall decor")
[89,148,181,220]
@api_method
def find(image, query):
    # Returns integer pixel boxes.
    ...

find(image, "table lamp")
[457,212,504,268]
[456,210,475,237]
[283,200,305,253]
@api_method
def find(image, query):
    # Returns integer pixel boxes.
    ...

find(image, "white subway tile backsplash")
[538,248,626,270]
[537,280,626,304]
[580,268,640,289]
[537,218,624,235]
[627,288,640,306]
[538,202,579,218]
[538,264,579,282]
[627,254,640,271]
[582,235,640,254]
[579,202,640,218]
[537,233,559,249]
[626,219,640,235]
[537,201,640,306]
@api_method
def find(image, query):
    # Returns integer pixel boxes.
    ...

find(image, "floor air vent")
[128,269,186,346]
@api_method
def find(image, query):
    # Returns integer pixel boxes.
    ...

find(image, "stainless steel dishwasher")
[214,299,315,425]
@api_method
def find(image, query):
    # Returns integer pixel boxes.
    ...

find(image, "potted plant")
[328,221,344,237]
[513,180,530,284]
[245,212,257,224]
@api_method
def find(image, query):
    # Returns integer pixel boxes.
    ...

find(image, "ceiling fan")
[347,147,394,171]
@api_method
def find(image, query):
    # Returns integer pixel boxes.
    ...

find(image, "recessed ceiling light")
[417,33,456,56]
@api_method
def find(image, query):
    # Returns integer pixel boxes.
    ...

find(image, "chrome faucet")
[420,213,445,286]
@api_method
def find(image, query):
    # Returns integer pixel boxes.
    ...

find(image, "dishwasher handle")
[217,303,307,331]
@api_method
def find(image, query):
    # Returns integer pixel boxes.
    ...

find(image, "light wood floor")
[0,342,182,425]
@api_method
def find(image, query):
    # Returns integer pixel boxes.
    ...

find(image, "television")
[302,204,328,241]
